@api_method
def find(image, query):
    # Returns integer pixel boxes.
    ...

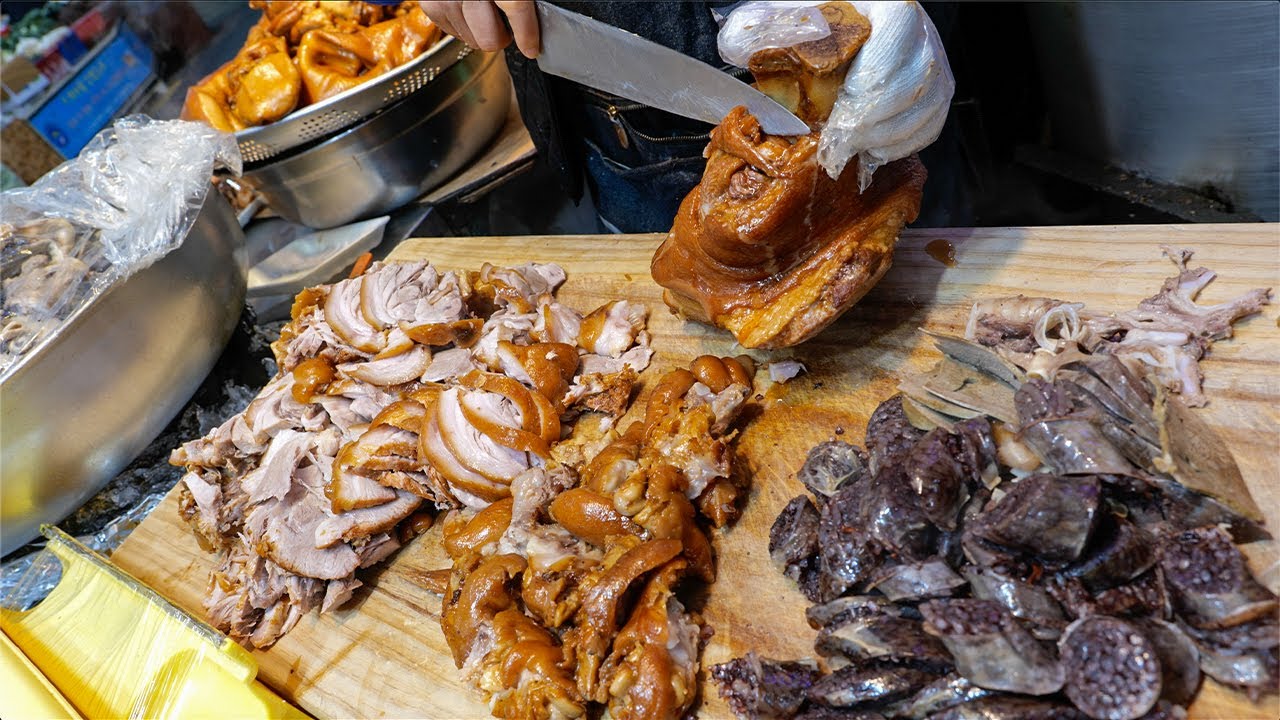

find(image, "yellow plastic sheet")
[0,527,307,720]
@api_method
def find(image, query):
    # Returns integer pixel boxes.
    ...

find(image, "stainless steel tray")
[0,191,246,554]
[234,35,473,164]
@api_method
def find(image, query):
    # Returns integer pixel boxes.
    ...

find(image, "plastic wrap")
[714,1,953,188]
[0,116,240,375]
[715,1,831,68]
[0,528,304,719]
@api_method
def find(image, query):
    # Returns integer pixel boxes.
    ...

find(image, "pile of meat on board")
[171,259,654,648]
[170,257,764,719]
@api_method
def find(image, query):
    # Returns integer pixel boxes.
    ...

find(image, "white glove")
[819,1,954,187]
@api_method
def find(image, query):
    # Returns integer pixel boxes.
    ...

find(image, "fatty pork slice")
[335,343,431,387]
[245,432,423,580]
[359,261,468,330]
[578,300,649,358]
[330,399,446,508]
[420,346,481,383]
[314,491,422,548]
[323,261,470,356]
[531,295,583,344]
[473,262,567,313]
[494,340,579,404]
[420,386,543,509]
[440,387,531,478]
[325,376,404,423]
[364,262,470,356]
[472,308,537,369]
[275,287,369,373]
[324,275,387,354]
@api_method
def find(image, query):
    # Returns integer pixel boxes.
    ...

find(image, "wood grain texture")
[113,224,1280,719]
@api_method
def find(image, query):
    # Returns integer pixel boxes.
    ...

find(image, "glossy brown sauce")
[926,238,957,267]
[291,356,335,402]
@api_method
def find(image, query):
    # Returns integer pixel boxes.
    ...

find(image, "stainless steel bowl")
[242,49,512,229]
[0,191,246,555]
[234,36,473,164]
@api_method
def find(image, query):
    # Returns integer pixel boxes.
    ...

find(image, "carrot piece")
[348,252,374,278]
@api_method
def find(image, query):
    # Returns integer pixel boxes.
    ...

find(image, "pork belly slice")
[338,344,431,386]
[315,491,422,548]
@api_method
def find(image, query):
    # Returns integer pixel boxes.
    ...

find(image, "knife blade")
[534,2,811,136]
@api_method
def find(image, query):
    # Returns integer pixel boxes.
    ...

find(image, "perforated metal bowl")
[242,48,511,229]
[234,35,473,164]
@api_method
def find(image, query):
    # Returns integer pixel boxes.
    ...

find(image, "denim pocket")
[584,138,706,233]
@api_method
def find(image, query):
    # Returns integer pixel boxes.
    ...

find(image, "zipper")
[606,105,630,149]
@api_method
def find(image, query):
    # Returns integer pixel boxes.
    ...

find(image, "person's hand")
[419,1,540,58]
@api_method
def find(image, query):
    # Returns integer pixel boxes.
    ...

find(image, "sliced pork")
[173,257,662,658]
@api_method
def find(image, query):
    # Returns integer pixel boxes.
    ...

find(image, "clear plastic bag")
[0,116,240,375]
[715,1,831,69]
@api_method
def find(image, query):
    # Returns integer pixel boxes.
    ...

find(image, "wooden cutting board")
[114,224,1280,719]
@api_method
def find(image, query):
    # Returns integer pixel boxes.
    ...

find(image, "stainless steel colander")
[234,35,472,164]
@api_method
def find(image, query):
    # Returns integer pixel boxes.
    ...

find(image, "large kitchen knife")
[534,2,811,136]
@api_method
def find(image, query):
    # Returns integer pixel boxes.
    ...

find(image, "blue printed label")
[29,26,154,158]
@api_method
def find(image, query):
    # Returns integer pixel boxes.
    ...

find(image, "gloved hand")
[820,1,953,186]
[717,1,953,187]
[418,0,540,58]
